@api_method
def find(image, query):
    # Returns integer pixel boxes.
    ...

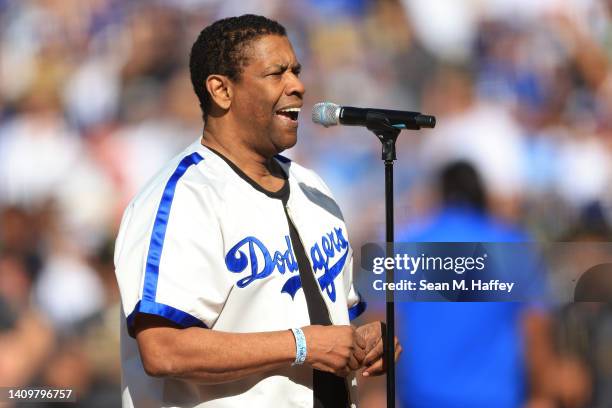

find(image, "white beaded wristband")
[290,328,307,366]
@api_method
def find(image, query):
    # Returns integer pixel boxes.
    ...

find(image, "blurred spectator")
[0,0,610,405]
[418,64,527,221]
[0,250,54,390]
[395,161,588,408]
[556,301,612,408]
[554,213,612,408]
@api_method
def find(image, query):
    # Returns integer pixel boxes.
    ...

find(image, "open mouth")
[275,107,300,121]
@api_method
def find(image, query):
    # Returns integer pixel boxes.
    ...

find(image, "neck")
[201,120,285,190]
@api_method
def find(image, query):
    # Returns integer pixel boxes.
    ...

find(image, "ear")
[205,74,232,111]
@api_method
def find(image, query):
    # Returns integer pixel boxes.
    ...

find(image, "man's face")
[229,35,305,156]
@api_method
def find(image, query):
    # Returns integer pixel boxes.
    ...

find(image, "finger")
[348,353,360,371]
[355,324,370,349]
[362,358,384,377]
[355,331,367,349]
[365,321,383,347]
[364,335,400,364]
[352,344,366,364]
[363,339,402,376]
[358,322,382,343]
[363,338,383,366]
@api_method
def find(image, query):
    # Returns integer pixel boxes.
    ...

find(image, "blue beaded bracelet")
[290,328,307,366]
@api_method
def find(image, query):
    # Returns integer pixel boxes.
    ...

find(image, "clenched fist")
[301,325,366,377]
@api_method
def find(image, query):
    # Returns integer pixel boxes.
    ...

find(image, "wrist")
[289,328,307,366]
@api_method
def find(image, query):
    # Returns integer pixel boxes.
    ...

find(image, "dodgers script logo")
[224,228,349,302]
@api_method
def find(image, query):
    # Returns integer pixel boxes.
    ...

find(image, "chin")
[273,133,298,153]
[282,138,298,152]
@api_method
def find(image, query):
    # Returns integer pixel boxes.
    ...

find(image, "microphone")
[312,102,436,130]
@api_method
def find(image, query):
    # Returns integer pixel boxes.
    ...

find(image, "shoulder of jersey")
[128,144,222,209]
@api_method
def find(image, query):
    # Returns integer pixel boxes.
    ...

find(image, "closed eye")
[266,63,301,77]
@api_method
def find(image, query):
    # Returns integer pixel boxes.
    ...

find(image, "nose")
[286,73,305,99]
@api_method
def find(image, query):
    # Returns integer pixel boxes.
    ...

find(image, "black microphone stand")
[365,112,400,408]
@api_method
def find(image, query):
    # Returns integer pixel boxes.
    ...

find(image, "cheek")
[236,90,272,121]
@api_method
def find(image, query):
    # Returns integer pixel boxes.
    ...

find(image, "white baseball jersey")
[114,138,366,408]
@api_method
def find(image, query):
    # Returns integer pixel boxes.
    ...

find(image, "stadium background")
[0,0,610,406]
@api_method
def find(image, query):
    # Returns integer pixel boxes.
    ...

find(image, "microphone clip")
[366,112,401,162]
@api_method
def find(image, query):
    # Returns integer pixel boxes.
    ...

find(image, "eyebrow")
[266,62,302,73]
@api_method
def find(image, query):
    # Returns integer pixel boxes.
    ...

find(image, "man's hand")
[355,321,402,377]
[302,325,366,377]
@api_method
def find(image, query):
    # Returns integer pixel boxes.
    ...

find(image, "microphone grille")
[312,102,340,127]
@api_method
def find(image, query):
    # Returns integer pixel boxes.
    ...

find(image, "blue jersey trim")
[274,154,292,163]
[142,152,203,302]
[348,298,367,321]
[128,152,204,337]
[127,299,208,337]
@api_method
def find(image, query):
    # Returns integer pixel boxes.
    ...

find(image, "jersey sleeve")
[343,251,367,320]
[115,175,232,337]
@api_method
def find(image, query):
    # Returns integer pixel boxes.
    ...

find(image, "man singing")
[114,14,400,407]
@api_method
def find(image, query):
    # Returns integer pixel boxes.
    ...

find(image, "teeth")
[277,107,301,113]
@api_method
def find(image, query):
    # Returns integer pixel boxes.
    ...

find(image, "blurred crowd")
[0,0,611,407]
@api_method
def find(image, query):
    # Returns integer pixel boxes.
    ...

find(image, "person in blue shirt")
[395,161,555,408]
